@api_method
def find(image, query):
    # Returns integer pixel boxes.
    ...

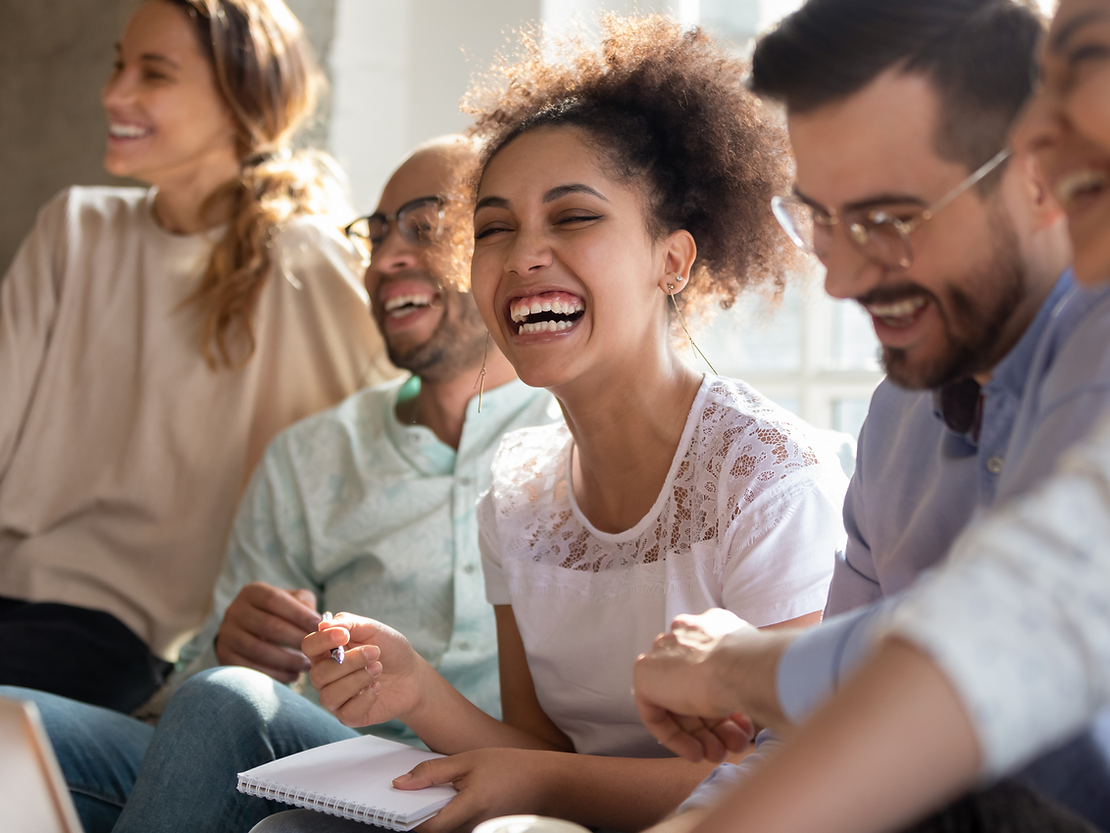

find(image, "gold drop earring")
[473,332,491,413]
[667,275,717,375]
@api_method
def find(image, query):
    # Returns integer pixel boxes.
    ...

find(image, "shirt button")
[463,563,477,574]
[458,476,472,486]
[986,455,1004,475]
[457,641,472,651]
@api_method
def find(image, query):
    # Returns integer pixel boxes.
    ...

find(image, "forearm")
[536,752,719,832]
[690,638,980,833]
[402,664,565,756]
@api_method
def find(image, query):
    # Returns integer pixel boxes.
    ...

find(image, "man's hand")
[304,613,426,728]
[215,582,321,682]
[634,608,791,760]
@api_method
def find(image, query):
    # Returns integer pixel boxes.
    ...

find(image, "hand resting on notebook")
[303,612,585,833]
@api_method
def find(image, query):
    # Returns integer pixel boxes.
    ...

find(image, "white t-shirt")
[479,375,847,757]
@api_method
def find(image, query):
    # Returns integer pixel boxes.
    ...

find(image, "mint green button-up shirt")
[178,375,560,741]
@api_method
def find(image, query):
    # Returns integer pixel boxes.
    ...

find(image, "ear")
[1014,150,1065,232]
[657,229,698,295]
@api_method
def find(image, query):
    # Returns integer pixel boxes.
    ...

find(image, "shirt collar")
[933,269,1074,435]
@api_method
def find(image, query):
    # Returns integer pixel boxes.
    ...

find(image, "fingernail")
[393,772,412,784]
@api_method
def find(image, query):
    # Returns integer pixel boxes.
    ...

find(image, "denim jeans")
[0,685,153,833]
[3,667,360,833]
[111,666,360,833]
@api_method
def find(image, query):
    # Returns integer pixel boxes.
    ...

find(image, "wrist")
[727,630,792,730]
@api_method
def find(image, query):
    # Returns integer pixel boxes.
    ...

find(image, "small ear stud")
[666,283,675,293]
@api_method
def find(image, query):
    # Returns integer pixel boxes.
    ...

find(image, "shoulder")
[1035,284,1110,405]
[33,186,151,236]
[269,213,362,276]
[696,376,845,495]
[853,378,937,456]
[264,378,405,470]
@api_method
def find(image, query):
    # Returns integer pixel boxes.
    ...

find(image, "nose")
[101,66,133,111]
[369,225,422,276]
[503,225,553,276]
[821,233,886,302]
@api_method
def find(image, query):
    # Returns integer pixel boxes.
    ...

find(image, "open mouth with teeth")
[864,295,929,329]
[382,291,439,319]
[508,291,586,335]
[108,123,153,140]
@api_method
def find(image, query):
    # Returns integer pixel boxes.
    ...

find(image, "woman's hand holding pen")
[304,612,428,728]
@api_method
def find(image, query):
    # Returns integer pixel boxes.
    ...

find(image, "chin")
[1072,251,1110,289]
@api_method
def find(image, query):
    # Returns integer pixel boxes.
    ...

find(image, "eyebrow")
[113,43,180,69]
[1051,9,1110,53]
[474,183,610,215]
[793,185,927,214]
[474,196,510,214]
[543,183,609,203]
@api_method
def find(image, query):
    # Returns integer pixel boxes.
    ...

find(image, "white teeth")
[509,295,585,323]
[864,296,927,319]
[519,319,574,334]
[1055,169,1107,208]
[383,294,433,314]
[109,123,151,138]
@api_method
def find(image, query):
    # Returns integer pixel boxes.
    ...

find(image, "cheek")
[1071,79,1110,152]
[468,252,501,326]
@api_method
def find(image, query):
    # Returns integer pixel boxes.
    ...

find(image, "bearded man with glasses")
[634,1,1110,830]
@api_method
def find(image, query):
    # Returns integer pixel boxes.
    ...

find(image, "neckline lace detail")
[487,376,827,577]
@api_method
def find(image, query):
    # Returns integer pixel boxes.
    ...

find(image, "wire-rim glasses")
[344,196,446,259]
[771,147,1013,270]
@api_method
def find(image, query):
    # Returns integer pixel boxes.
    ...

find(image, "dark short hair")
[750,0,1044,173]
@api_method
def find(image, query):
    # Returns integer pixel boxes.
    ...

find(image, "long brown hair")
[168,0,349,368]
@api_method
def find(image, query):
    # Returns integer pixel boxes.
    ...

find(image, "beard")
[881,211,1027,390]
[386,289,489,383]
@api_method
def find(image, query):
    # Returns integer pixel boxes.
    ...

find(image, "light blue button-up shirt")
[683,272,1110,821]
[177,375,561,742]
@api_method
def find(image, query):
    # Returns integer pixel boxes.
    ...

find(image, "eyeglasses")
[343,196,446,258]
[771,148,1013,270]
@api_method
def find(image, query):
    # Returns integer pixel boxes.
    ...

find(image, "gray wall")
[0,0,336,272]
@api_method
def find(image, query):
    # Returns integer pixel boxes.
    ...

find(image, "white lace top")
[478,375,848,757]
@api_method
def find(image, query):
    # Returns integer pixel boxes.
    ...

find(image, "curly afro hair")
[447,13,797,317]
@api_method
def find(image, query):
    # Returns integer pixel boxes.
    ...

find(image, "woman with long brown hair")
[0,0,389,715]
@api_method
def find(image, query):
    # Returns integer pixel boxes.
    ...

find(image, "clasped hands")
[633,608,780,763]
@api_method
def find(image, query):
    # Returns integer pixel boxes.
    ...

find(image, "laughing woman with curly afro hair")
[265,15,849,833]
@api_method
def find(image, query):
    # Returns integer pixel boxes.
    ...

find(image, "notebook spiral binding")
[239,775,405,828]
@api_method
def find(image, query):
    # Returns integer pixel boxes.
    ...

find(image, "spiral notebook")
[237,734,456,830]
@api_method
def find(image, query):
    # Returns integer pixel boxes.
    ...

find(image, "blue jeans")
[0,685,153,833]
[112,667,359,833]
[3,668,360,833]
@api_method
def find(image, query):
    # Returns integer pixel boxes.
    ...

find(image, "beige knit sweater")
[0,187,394,659]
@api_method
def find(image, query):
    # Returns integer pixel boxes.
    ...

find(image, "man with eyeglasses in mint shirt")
[635,0,1110,829]
[3,135,560,833]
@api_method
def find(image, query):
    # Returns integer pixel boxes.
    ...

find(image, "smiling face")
[101,0,238,188]
[1016,0,1110,286]
[364,145,489,382]
[470,126,681,391]
[788,69,1033,390]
